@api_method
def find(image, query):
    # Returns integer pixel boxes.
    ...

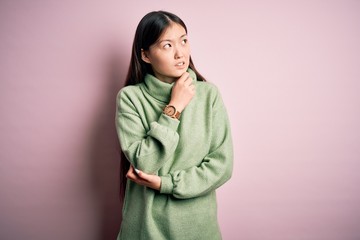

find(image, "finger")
[127,173,148,186]
[137,170,152,182]
[127,172,146,184]
[178,72,190,82]
[128,165,141,175]
[126,166,139,180]
[126,165,134,177]
[126,170,137,180]
[184,78,193,87]
[127,168,146,181]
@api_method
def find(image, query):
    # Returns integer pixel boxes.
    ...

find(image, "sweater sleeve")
[116,89,180,173]
[159,88,233,199]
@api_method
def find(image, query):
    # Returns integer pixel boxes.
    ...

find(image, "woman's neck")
[153,72,176,84]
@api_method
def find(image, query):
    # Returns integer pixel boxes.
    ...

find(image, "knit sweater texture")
[115,68,233,240]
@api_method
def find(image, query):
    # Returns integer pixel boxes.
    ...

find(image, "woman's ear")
[141,49,151,64]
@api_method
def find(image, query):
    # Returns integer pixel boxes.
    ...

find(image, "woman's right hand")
[126,165,161,191]
[169,72,196,112]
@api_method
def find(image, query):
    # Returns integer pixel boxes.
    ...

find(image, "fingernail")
[134,168,140,174]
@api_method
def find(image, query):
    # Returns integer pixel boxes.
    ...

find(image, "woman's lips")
[175,61,186,67]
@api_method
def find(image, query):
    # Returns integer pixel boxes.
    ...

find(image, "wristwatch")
[163,105,181,119]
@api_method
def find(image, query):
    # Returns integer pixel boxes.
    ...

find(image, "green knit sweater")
[115,69,233,240]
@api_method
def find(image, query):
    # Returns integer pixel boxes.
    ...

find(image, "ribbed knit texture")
[115,69,233,240]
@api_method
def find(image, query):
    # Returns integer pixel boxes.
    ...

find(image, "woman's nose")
[174,46,184,59]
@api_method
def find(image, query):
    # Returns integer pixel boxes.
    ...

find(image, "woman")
[115,10,233,240]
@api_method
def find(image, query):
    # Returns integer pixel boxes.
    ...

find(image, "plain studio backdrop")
[1,1,359,240]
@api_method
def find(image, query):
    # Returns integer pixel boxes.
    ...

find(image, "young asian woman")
[115,10,233,240]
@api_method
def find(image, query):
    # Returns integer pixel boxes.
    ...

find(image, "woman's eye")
[181,39,188,45]
[164,43,171,49]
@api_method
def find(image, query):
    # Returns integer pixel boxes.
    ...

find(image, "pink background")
[1,1,360,239]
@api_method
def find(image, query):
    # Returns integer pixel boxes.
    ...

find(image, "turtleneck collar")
[142,68,197,103]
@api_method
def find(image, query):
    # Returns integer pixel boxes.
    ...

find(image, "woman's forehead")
[157,23,187,42]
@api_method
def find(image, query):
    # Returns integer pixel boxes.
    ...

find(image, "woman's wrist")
[168,101,184,113]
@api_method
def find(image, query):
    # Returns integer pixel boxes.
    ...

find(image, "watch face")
[164,105,176,115]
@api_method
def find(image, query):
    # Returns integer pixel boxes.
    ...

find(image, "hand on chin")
[173,69,188,78]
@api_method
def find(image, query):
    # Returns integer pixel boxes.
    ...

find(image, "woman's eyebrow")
[158,34,187,43]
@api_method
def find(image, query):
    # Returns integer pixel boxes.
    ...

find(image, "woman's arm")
[116,89,180,174]
[126,88,233,198]
[117,72,195,174]
[160,89,233,199]
[126,165,161,190]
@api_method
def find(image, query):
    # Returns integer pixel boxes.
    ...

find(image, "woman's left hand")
[126,165,161,191]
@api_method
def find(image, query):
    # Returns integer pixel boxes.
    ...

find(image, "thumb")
[137,170,152,182]
[177,71,190,83]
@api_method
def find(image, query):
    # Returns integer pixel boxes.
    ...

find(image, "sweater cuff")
[158,114,179,132]
[160,175,174,194]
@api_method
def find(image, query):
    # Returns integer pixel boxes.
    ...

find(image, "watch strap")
[163,105,181,120]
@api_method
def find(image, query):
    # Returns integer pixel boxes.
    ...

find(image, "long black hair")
[120,10,206,197]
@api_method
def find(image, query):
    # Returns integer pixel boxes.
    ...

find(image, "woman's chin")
[173,68,188,77]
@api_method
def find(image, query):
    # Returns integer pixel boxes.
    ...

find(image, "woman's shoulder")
[196,81,221,97]
[117,84,143,99]
[195,81,226,109]
[116,83,145,109]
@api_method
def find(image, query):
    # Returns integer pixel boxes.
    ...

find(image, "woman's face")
[142,22,190,83]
